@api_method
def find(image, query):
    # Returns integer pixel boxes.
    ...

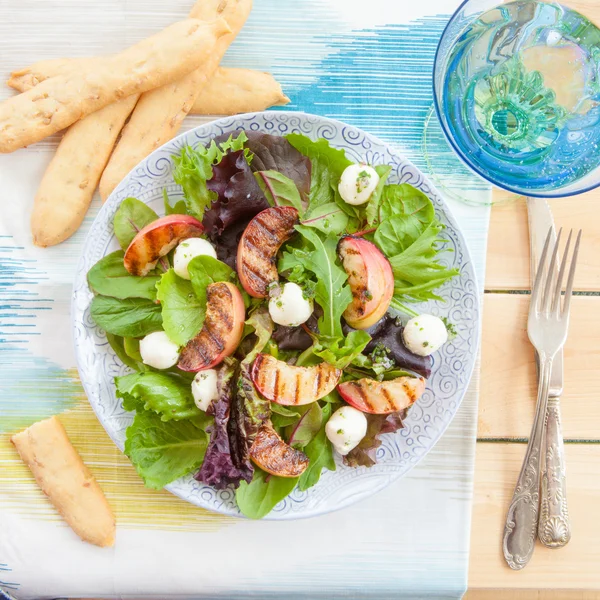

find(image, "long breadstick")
[11,416,116,547]
[9,62,289,116]
[31,96,139,247]
[98,0,252,201]
[0,18,230,153]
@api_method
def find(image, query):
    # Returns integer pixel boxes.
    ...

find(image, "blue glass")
[434,0,600,198]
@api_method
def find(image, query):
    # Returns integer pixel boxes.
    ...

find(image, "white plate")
[72,111,479,520]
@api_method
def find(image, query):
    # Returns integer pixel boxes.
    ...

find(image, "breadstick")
[11,416,116,547]
[0,18,230,153]
[191,67,289,114]
[98,0,252,200]
[9,62,289,116]
[31,95,139,247]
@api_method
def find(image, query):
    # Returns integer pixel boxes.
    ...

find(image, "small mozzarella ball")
[191,369,219,412]
[173,238,217,280]
[139,331,180,369]
[403,314,448,357]
[325,405,368,456]
[338,164,380,206]
[268,282,313,327]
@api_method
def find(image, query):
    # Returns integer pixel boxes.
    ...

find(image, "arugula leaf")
[163,189,188,216]
[106,333,142,371]
[286,134,351,209]
[385,221,459,303]
[365,165,393,225]
[279,225,351,340]
[301,202,349,235]
[298,402,336,491]
[313,329,371,369]
[255,170,304,214]
[116,371,201,421]
[155,269,203,346]
[87,250,159,300]
[91,296,162,338]
[173,133,249,219]
[125,409,209,489]
[235,468,299,519]
[113,198,158,250]
[286,403,322,450]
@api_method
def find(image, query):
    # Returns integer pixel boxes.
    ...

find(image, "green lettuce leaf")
[173,133,249,219]
[255,170,304,214]
[279,225,351,340]
[90,296,162,337]
[163,189,189,216]
[235,468,299,519]
[113,198,158,250]
[313,329,371,369]
[155,269,203,346]
[116,371,201,421]
[125,409,209,489]
[87,250,159,300]
[298,402,336,491]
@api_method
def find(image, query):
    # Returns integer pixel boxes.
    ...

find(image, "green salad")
[87,130,458,518]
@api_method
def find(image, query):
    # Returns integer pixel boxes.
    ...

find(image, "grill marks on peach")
[249,423,309,477]
[251,354,341,405]
[237,206,299,298]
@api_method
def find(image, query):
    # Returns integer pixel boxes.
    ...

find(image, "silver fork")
[502,227,582,571]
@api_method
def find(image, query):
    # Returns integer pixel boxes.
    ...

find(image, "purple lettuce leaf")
[195,360,253,489]
[343,411,406,468]
[204,150,269,238]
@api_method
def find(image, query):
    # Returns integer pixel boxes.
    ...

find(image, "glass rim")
[432,0,600,199]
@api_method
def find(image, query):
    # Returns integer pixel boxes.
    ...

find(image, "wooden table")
[465,187,600,598]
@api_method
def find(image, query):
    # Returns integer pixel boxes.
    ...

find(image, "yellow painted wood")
[469,443,600,591]
[465,591,600,600]
[479,294,600,439]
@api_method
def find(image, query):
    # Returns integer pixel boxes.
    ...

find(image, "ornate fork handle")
[503,358,553,570]
[538,396,571,547]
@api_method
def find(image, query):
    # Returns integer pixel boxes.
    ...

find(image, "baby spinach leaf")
[113,197,158,250]
[255,170,304,214]
[279,225,351,340]
[235,468,299,519]
[91,296,162,338]
[124,409,209,490]
[298,403,336,491]
[87,251,159,300]
[116,371,201,421]
[301,202,349,235]
[155,269,203,346]
[188,255,236,298]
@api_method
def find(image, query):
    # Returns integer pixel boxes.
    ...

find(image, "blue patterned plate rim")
[71,111,480,520]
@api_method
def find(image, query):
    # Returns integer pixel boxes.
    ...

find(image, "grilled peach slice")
[251,353,341,405]
[178,282,245,371]
[338,236,394,330]
[124,214,204,276]
[250,423,309,477]
[337,376,426,415]
[237,206,299,298]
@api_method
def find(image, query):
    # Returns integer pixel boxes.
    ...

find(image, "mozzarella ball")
[338,164,380,206]
[268,282,313,327]
[325,405,368,456]
[139,331,180,369]
[191,369,219,412]
[173,238,217,280]
[403,314,448,357]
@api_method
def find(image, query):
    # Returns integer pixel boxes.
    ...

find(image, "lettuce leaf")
[343,412,405,468]
[106,333,144,371]
[204,149,269,237]
[155,269,203,346]
[87,250,159,301]
[312,329,371,369]
[125,409,210,489]
[116,371,202,421]
[90,296,162,338]
[113,197,158,250]
[235,468,299,519]
[195,360,253,490]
